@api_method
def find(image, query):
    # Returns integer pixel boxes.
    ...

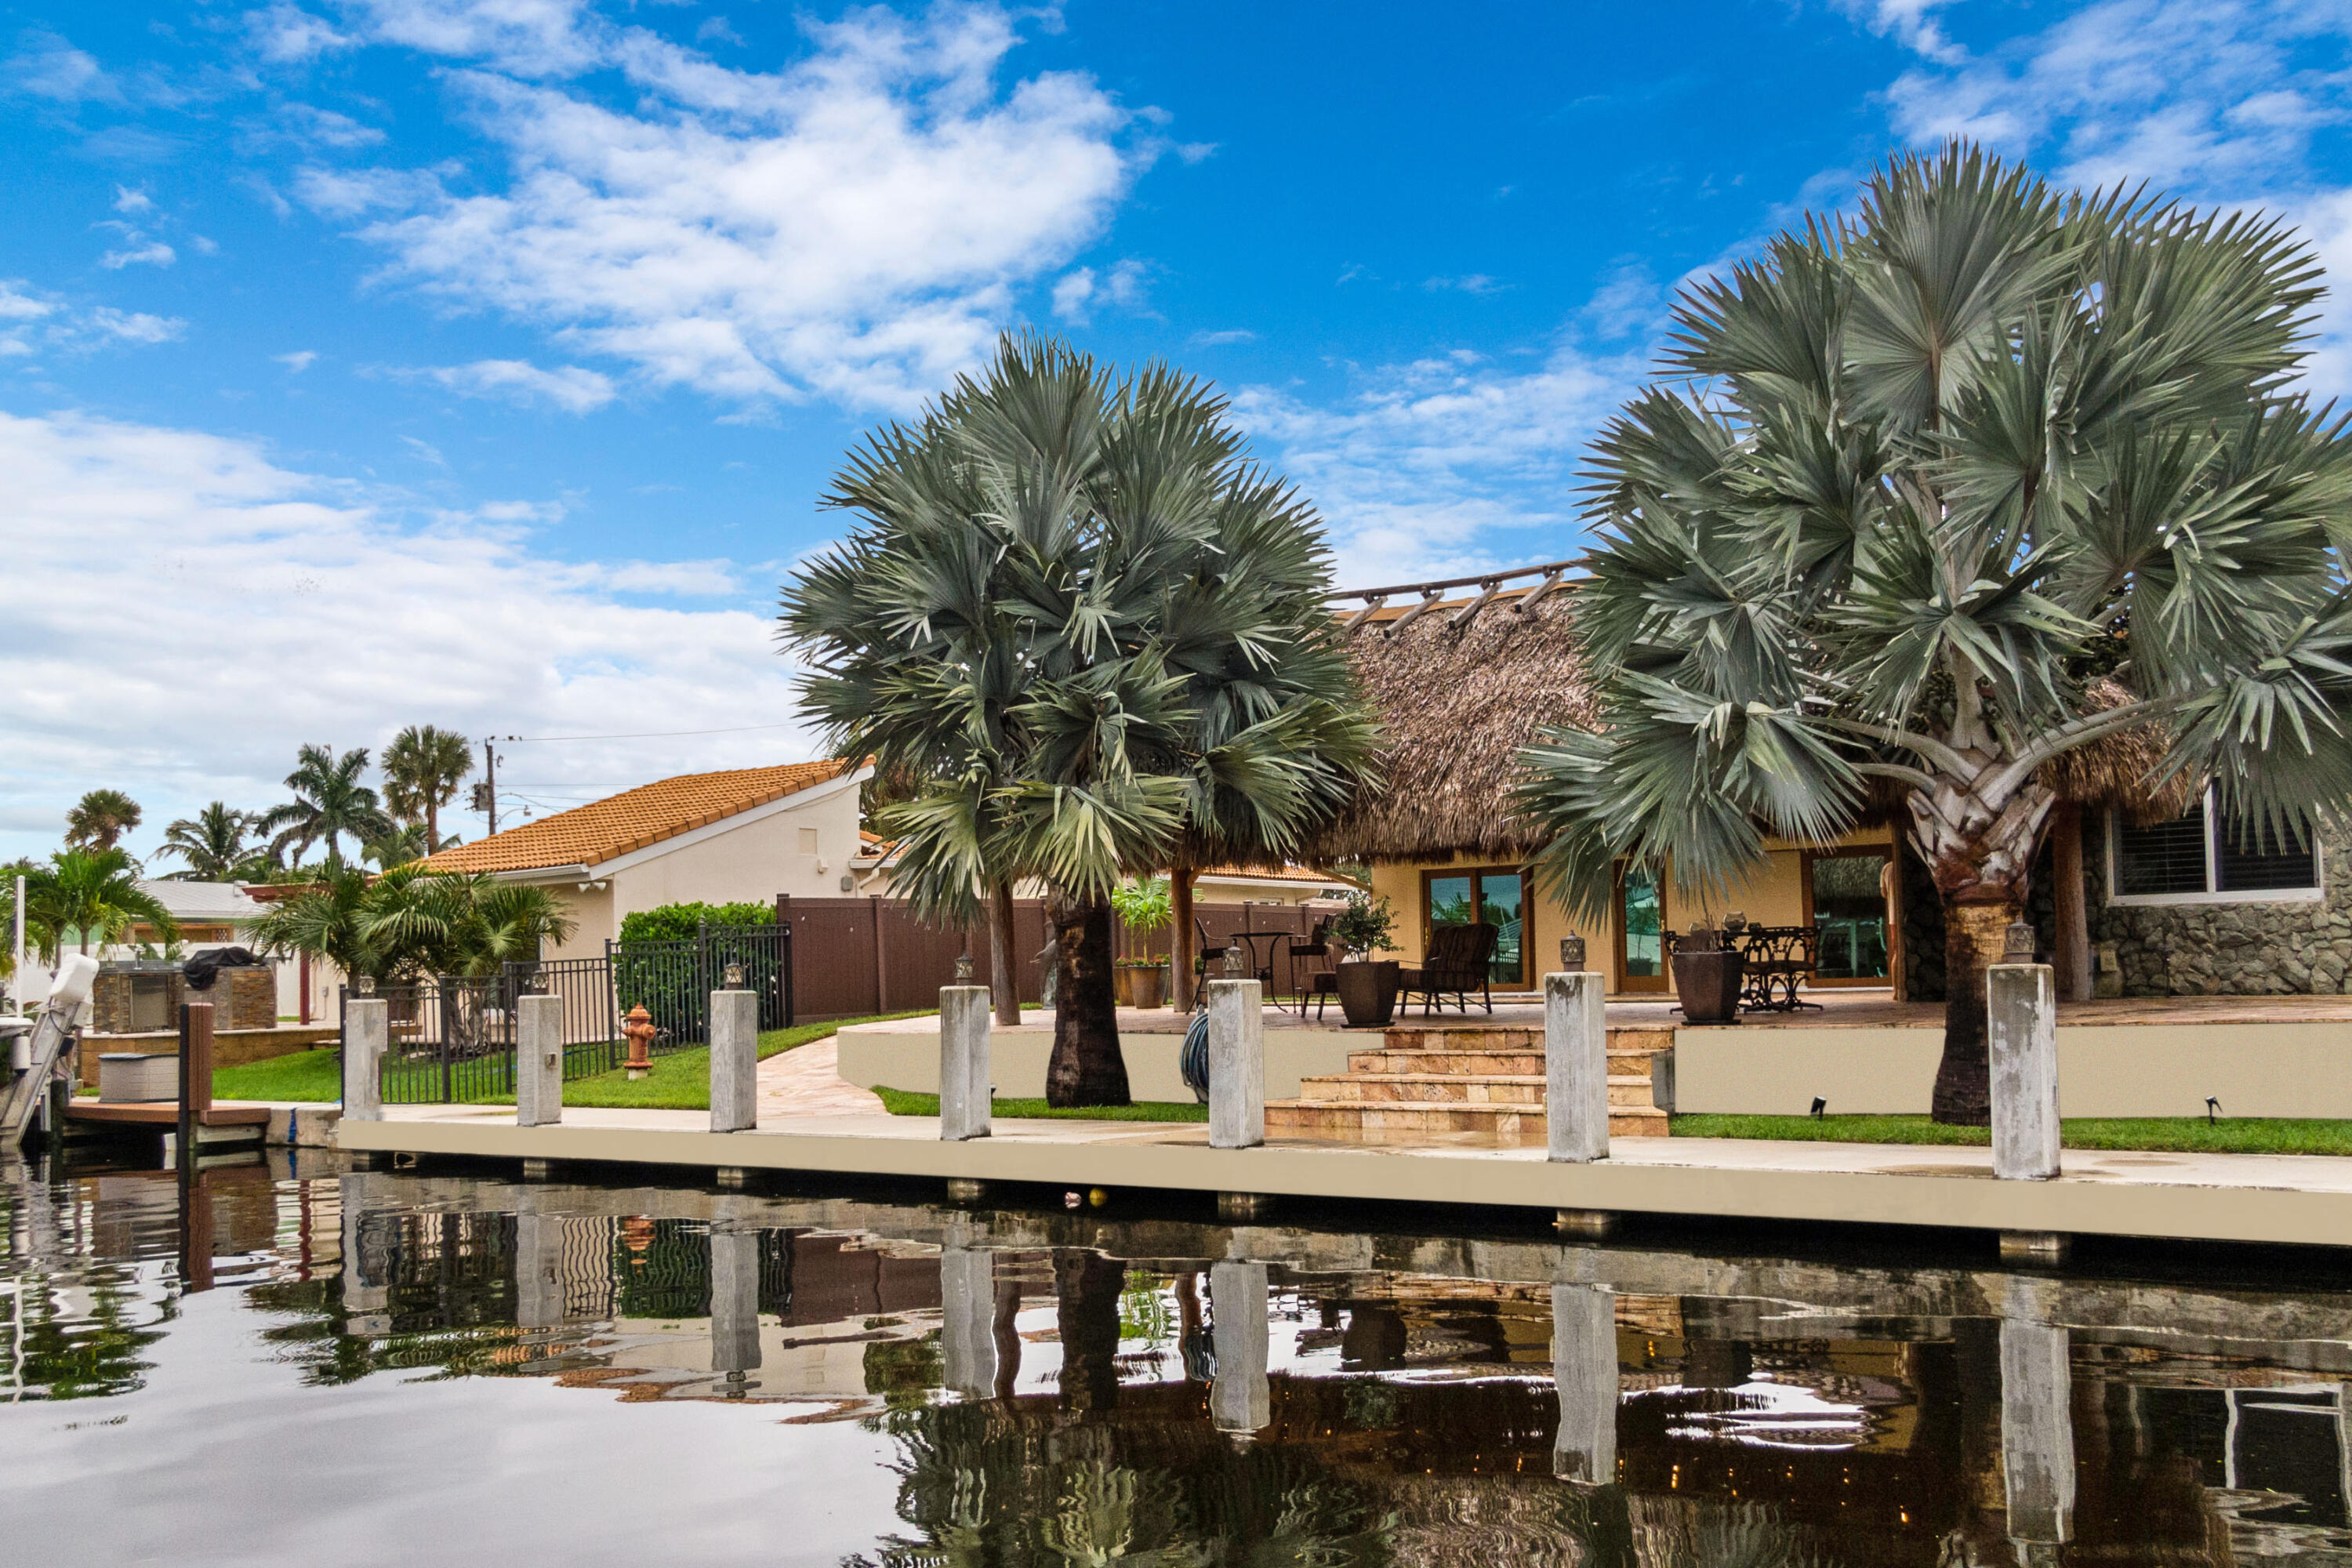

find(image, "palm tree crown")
[158,803,254,881]
[64,789,142,853]
[381,725,474,851]
[1516,143,2352,1122]
[255,745,394,871]
[23,847,177,957]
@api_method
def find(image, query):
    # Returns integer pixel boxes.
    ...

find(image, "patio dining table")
[1221,930,1298,1013]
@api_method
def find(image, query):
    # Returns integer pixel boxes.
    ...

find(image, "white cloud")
[1423,274,1504,295]
[1832,0,1964,65]
[399,434,446,465]
[1051,267,1096,321]
[285,103,387,149]
[3,29,118,104]
[0,280,185,356]
[1050,257,1148,324]
[246,3,354,64]
[0,408,811,861]
[1190,328,1255,347]
[1873,0,2352,396]
[275,349,319,371]
[311,3,1138,410]
[1233,343,1639,590]
[113,185,154,215]
[412,357,616,412]
[98,238,176,270]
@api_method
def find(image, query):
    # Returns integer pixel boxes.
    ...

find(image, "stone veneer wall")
[2084,813,2352,996]
[90,963,277,1032]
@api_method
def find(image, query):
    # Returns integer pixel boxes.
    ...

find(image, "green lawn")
[1671,1112,2352,1156]
[209,1010,935,1112]
[873,1087,1209,1123]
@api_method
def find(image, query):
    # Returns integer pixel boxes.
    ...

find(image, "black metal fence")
[608,922,793,1048]
[343,924,793,1105]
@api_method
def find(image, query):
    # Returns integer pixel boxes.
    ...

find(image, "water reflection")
[5,1155,2352,1566]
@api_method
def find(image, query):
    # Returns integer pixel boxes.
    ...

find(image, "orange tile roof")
[424,759,855,876]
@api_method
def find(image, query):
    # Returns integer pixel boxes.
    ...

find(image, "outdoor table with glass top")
[1221,930,1297,1011]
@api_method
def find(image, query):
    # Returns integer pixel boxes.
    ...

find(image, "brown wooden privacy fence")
[773,895,1334,1020]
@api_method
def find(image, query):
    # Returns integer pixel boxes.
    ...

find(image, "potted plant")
[1109,877,1172,1010]
[1671,920,1745,1024]
[1330,891,1402,1028]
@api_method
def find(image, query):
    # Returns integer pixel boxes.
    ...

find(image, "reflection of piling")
[939,1243,996,1399]
[2001,1283,2074,1551]
[1209,1258,1270,1437]
[1552,1283,1618,1485]
[338,1174,390,1332]
[708,1225,762,1381]
[514,1197,563,1332]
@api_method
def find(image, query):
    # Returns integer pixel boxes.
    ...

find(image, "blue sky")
[3,0,2349,862]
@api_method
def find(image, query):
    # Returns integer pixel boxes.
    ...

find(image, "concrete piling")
[516,993,564,1128]
[342,997,387,1122]
[938,984,993,1142]
[1207,979,1265,1150]
[1990,957,2060,1181]
[1552,1283,1619,1484]
[1545,971,1609,1164]
[710,985,760,1134]
[1209,1258,1270,1436]
[939,1243,997,1399]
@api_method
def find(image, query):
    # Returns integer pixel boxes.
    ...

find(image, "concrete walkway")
[755,1036,883,1119]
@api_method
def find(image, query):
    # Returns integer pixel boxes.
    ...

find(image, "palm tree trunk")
[425,800,440,853]
[1045,891,1129,1107]
[987,879,1021,1026]
[1052,1248,1125,1414]
[1169,866,1196,1012]
[1931,898,2024,1124]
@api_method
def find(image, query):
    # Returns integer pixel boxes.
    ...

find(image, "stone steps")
[1262,1100,1671,1138]
[1299,1073,1660,1107]
[1266,1021,1675,1142]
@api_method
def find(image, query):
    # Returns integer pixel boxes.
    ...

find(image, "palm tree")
[381,725,474,851]
[249,863,575,983]
[24,847,177,956]
[784,336,1377,1105]
[363,822,431,869]
[157,803,252,881]
[64,789,142,852]
[255,745,394,871]
[1515,144,2352,1123]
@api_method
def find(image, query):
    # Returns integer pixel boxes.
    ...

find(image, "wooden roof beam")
[1385,587,1446,637]
[1447,577,1505,632]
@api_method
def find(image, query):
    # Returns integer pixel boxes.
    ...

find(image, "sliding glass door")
[1421,868,1529,987]
[1615,866,1668,992]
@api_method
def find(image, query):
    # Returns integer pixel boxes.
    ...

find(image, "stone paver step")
[1264,1099,1670,1138]
[1345,1049,1663,1076]
[1295,1073,1660,1108]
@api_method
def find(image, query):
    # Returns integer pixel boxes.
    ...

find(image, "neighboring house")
[118,880,318,1022]
[423,759,872,959]
[1301,563,2262,1000]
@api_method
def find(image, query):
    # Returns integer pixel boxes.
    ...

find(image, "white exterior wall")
[542,885,616,962]
[607,781,865,922]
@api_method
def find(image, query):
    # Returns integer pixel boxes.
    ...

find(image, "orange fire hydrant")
[622,1004,657,1080]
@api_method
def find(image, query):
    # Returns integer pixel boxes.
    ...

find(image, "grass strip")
[1671,1112,2352,1156]
[873,1087,1208,1123]
[209,1009,937,1111]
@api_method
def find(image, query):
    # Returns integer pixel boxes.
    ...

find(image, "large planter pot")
[1671,945,1745,1024]
[1335,960,1400,1028]
[1126,964,1166,1011]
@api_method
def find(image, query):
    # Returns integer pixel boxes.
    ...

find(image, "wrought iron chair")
[1287,916,1338,1019]
[1397,923,1500,1015]
[1733,925,1822,1011]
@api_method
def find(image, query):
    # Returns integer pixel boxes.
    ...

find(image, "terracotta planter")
[1125,964,1165,1011]
[1335,960,1399,1028]
[1671,945,1745,1024]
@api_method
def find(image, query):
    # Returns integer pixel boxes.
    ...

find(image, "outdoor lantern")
[723,961,746,989]
[1559,935,1587,971]
[954,953,974,983]
[526,970,550,993]
[1224,945,1247,978]
[353,973,376,998]
[2004,921,2036,961]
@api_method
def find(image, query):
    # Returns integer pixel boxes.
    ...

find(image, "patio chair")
[1287,916,1338,1020]
[1396,923,1500,1015]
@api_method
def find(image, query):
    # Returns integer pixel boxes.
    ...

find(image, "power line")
[501,720,802,744]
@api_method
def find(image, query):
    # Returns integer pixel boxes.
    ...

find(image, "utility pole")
[484,738,499,837]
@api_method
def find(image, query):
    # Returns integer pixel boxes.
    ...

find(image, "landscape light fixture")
[954,953,974,983]
[2207,1096,2223,1124]
[1810,1097,1827,1120]
[353,974,375,998]
[723,961,746,989]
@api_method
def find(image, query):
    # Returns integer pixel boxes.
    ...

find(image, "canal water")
[6,1154,2352,1566]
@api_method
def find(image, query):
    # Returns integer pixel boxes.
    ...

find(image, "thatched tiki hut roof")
[1301,563,1594,865]
[1304,562,2190,867]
